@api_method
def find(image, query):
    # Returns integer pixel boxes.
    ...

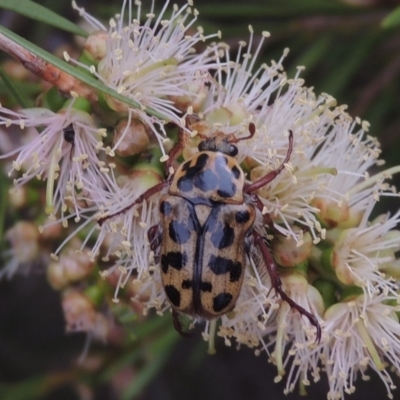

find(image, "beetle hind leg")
[252,230,321,343]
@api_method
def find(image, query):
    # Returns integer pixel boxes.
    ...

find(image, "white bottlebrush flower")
[71,0,222,153]
[332,204,400,297]
[0,102,113,220]
[322,294,400,400]
[199,27,282,131]
[309,114,382,212]
[0,221,43,279]
[245,273,325,395]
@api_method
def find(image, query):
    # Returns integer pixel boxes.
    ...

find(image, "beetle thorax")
[169,150,245,205]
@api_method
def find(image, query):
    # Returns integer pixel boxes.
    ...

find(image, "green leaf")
[0,26,169,121]
[0,66,32,108]
[381,6,400,29]
[0,0,88,37]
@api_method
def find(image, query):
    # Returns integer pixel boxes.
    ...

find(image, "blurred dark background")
[1,0,400,399]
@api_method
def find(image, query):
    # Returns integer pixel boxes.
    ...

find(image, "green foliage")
[0,0,87,37]
[382,6,400,28]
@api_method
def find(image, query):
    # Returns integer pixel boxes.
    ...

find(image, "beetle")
[63,123,75,160]
[100,123,321,340]
[63,123,75,146]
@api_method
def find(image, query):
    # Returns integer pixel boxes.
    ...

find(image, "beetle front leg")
[164,124,188,176]
[251,194,275,232]
[244,131,293,194]
[252,230,321,342]
[98,180,169,226]
[147,224,162,252]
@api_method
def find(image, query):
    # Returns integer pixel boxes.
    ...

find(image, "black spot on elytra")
[160,200,172,216]
[177,153,210,192]
[165,285,181,307]
[213,292,233,312]
[210,222,235,249]
[208,255,242,282]
[235,210,250,224]
[200,281,212,292]
[161,251,188,273]
[232,165,241,179]
[182,279,192,289]
[169,220,191,244]
[170,251,188,270]
[161,254,169,273]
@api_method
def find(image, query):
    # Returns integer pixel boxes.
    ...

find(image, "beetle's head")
[198,134,238,157]
[196,123,255,157]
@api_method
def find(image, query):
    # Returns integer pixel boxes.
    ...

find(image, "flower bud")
[116,161,163,196]
[272,227,313,267]
[312,198,364,229]
[62,289,96,333]
[47,261,69,290]
[47,243,95,289]
[8,186,27,210]
[332,228,361,286]
[206,107,232,126]
[6,221,40,263]
[39,219,63,241]
[324,301,347,321]
[206,102,249,127]
[169,76,210,113]
[281,272,324,315]
[91,313,110,342]
[83,30,108,62]
[380,258,400,279]
[113,118,150,157]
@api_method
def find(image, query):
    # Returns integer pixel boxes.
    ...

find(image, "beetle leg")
[148,224,162,252]
[252,230,321,343]
[236,121,256,142]
[147,224,162,264]
[98,180,169,226]
[165,125,187,176]
[244,130,293,194]
[99,123,189,226]
[172,310,191,337]
[251,194,275,232]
